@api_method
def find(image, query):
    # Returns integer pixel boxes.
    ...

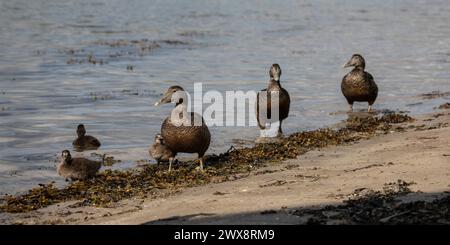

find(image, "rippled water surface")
[1,0,450,194]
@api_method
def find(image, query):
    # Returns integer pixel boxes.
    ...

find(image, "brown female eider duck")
[57,150,101,181]
[149,133,175,165]
[155,86,211,171]
[342,54,378,112]
[72,124,101,151]
[256,64,291,137]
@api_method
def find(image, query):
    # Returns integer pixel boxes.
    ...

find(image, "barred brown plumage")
[342,54,378,112]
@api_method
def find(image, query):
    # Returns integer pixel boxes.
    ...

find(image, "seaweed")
[438,102,450,109]
[292,180,450,225]
[421,91,450,100]
[0,112,413,213]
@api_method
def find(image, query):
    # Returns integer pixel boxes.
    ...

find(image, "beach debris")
[0,112,414,213]
[294,174,321,182]
[292,180,450,224]
[344,162,394,172]
[213,191,228,196]
[259,180,289,188]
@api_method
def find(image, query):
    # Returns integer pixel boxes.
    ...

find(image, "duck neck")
[352,65,365,72]
[173,102,188,118]
[268,79,282,91]
[63,158,72,165]
[170,102,190,126]
[175,98,184,107]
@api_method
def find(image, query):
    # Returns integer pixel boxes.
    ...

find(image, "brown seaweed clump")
[438,102,450,109]
[292,180,450,225]
[0,167,209,213]
[63,39,189,66]
[0,112,413,213]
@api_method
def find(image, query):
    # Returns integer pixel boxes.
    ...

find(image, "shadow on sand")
[144,180,450,225]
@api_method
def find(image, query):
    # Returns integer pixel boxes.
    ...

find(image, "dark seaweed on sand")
[0,112,413,213]
[292,180,450,225]
[438,102,450,109]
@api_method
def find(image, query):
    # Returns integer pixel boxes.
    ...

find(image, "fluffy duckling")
[256,64,291,137]
[155,86,211,171]
[57,150,101,181]
[72,124,101,151]
[342,54,378,112]
[149,133,175,165]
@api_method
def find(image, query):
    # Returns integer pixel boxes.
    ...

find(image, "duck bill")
[343,61,352,68]
[154,93,172,106]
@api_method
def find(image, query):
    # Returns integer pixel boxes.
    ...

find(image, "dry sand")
[1,111,449,224]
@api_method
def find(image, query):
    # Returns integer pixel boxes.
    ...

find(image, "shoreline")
[0,109,449,224]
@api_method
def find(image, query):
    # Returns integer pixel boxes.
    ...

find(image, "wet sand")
[1,109,449,225]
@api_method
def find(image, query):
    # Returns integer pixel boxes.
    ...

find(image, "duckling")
[72,124,101,151]
[149,133,175,165]
[57,150,101,181]
[342,54,378,112]
[256,64,291,137]
[155,86,211,171]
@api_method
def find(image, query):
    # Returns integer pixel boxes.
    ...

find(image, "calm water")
[1,0,450,195]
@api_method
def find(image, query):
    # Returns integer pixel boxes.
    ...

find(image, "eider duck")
[154,86,211,171]
[149,133,175,165]
[341,54,378,112]
[57,150,101,181]
[72,124,101,151]
[256,64,291,137]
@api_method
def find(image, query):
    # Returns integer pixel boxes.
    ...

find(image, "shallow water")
[1,0,450,195]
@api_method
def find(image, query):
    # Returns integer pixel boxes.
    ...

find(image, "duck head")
[76,124,86,137]
[155,86,186,106]
[269,64,282,82]
[61,149,72,162]
[343,54,365,70]
[154,133,165,144]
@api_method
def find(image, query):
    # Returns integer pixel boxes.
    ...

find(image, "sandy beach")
[1,108,449,225]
